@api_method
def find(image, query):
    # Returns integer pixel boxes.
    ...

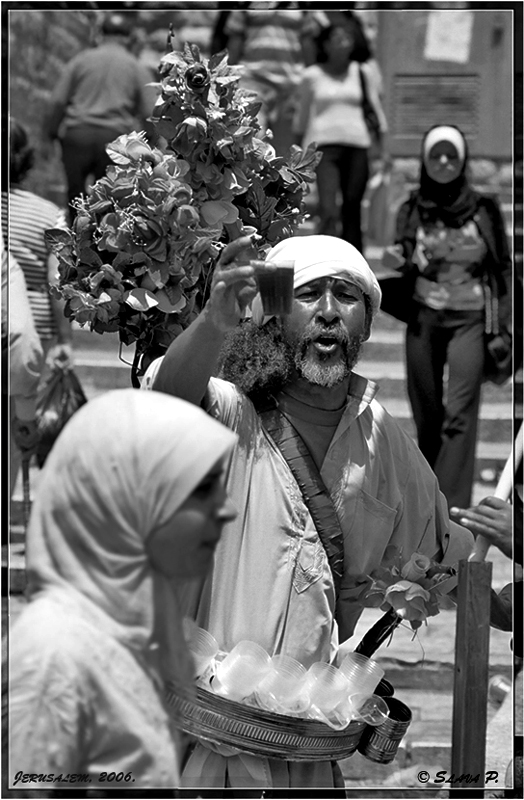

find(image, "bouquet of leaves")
[46,43,321,376]
[355,546,457,657]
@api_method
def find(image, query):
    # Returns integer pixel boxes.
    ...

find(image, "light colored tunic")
[8,591,179,789]
[143,364,473,788]
[143,366,473,655]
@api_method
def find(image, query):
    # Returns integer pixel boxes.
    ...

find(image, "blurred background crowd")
[4,0,522,500]
[2,2,522,793]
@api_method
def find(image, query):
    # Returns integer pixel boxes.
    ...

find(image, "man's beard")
[290,320,365,388]
[218,318,366,398]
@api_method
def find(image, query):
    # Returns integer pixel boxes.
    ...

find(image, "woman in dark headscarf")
[383,125,511,509]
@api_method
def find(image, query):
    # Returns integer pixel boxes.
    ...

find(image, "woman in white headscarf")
[5,389,237,791]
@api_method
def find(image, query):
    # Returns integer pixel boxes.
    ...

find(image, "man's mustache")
[300,322,351,349]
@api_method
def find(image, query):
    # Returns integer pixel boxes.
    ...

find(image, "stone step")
[395,413,513,448]
[71,349,518,416]
[72,359,514,460]
[359,356,515,398]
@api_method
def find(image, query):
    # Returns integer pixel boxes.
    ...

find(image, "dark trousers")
[315,144,369,253]
[406,306,485,509]
[60,125,124,220]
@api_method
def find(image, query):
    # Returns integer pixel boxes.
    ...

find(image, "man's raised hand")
[206,236,260,331]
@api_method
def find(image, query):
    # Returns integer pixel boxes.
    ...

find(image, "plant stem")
[354,608,402,658]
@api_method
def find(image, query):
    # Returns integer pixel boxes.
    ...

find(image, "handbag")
[36,362,87,466]
[483,281,512,385]
[358,65,381,145]
[484,330,512,385]
[377,268,417,324]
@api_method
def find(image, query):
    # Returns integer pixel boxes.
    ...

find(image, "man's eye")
[336,289,359,302]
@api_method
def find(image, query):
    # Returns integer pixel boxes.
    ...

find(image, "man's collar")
[347,372,378,408]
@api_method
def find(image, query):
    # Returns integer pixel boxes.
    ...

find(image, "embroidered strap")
[254,395,345,603]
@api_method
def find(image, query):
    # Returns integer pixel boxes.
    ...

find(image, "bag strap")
[253,394,345,603]
[358,65,369,107]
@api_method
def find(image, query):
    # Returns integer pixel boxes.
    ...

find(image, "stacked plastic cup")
[303,662,354,730]
[213,641,271,703]
[183,618,219,678]
[255,654,309,715]
[339,653,385,697]
[347,693,390,726]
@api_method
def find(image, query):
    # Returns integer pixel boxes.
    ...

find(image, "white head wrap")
[26,389,237,687]
[423,126,466,164]
[251,235,382,325]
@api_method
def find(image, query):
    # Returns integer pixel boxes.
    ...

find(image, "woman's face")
[146,456,237,579]
[327,26,355,60]
[424,140,464,184]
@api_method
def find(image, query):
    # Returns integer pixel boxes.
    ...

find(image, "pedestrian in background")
[2,118,72,368]
[382,125,512,509]
[293,16,387,253]
[45,12,156,219]
[223,2,325,155]
[2,236,43,504]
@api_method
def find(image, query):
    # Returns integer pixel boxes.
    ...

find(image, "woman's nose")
[439,154,449,165]
[216,496,237,523]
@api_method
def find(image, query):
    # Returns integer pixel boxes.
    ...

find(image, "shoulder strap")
[253,395,345,602]
[358,64,368,101]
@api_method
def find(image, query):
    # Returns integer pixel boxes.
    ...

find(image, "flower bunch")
[46,43,321,365]
[360,545,457,631]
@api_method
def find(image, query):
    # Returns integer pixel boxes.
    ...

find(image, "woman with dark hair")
[382,125,512,509]
[293,17,387,252]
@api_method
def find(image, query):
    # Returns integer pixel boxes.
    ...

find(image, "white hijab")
[423,125,466,164]
[26,389,237,686]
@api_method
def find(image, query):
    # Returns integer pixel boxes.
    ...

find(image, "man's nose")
[317,291,340,323]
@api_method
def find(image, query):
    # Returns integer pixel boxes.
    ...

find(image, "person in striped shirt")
[3,118,72,368]
[224,3,326,156]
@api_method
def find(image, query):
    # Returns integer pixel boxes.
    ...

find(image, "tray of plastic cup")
[164,677,367,762]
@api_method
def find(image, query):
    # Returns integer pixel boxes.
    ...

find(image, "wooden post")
[450,559,492,796]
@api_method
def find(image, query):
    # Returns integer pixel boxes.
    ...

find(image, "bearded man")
[143,234,473,794]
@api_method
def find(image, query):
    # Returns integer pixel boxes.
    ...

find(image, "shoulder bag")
[358,65,381,146]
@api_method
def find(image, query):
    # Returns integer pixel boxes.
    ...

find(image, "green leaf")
[208,50,228,72]
[44,228,73,251]
[183,41,198,63]
[124,288,159,312]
